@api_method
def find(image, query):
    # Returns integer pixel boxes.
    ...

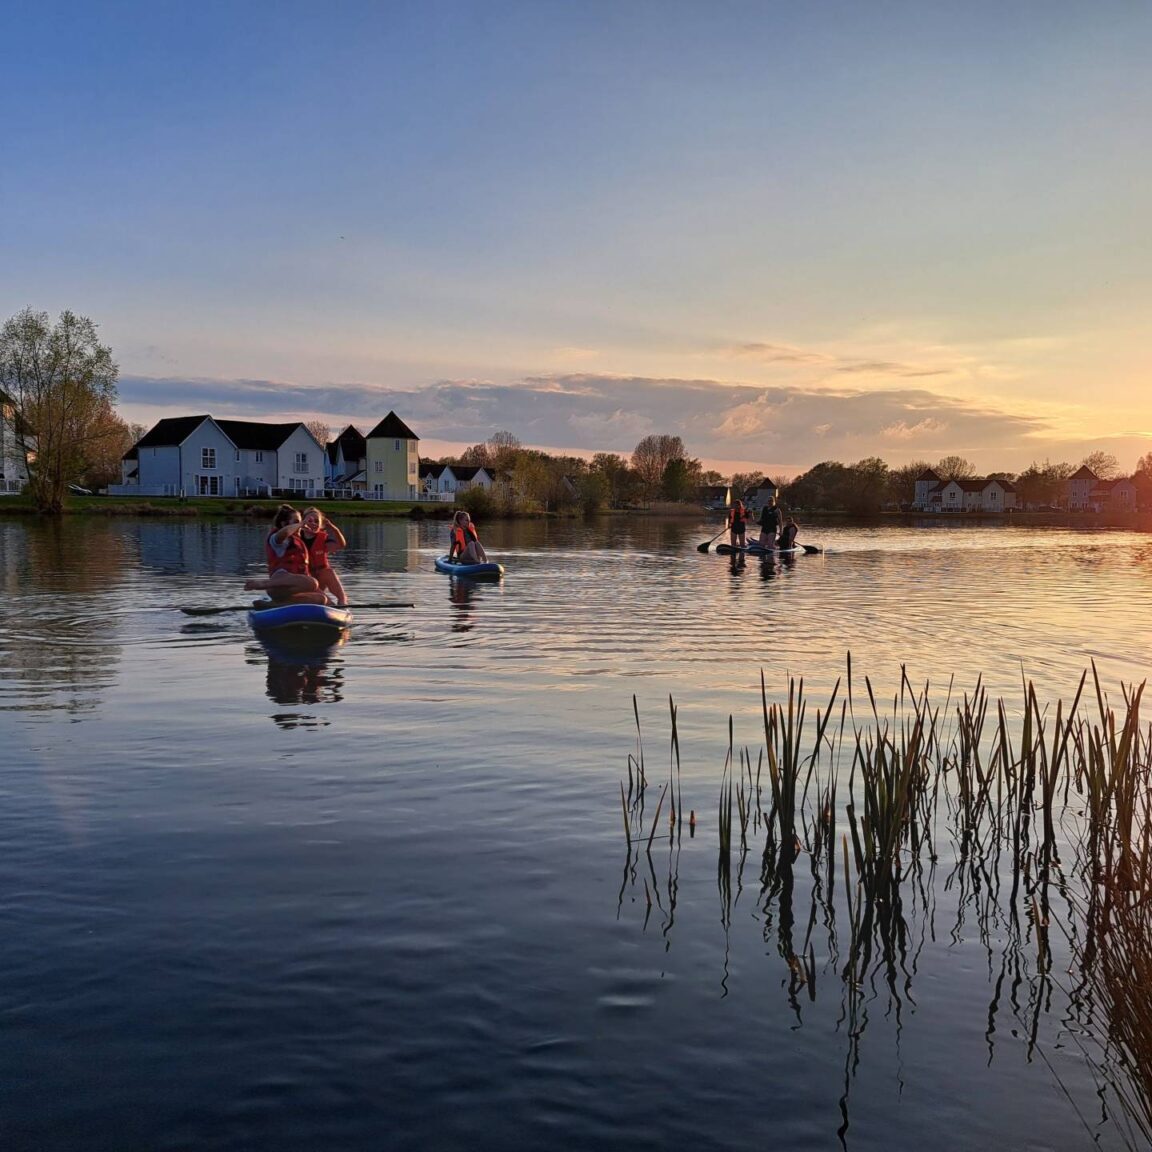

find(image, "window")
[394,439,401,451]
[202,447,216,469]
[235,449,241,462]
[293,452,308,474]
[374,461,383,473]
[255,451,263,463]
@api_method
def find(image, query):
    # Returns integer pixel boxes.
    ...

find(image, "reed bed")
[620,656,1152,1147]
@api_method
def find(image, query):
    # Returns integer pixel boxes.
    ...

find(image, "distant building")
[937,477,1017,512]
[698,484,730,510]
[0,388,33,495]
[365,411,420,501]
[1065,466,1098,510]
[912,469,942,511]
[324,425,367,494]
[113,415,325,497]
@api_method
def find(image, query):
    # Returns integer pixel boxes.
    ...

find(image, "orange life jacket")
[265,530,310,575]
[729,500,746,526]
[450,522,479,555]
[302,529,330,570]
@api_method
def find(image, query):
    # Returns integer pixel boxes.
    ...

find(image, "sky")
[3,0,1151,479]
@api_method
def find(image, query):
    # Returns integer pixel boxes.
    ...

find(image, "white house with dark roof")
[324,425,367,494]
[1065,466,1098,510]
[113,415,324,497]
[937,476,1017,512]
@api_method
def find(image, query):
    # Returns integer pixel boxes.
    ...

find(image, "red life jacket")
[450,523,479,555]
[302,530,330,570]
[265,530,310,575]
[729,500,746,526]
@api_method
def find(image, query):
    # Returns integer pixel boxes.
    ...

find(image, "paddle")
[696,527,730,554]
[180,601,414,616]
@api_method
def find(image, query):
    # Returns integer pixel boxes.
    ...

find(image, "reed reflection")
[618,660,1152,1149]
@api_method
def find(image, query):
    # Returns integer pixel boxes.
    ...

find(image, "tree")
[631,434,686,497]
[935,455,976,481]
[661,457,695,501]
[728,472,763,500]
[590,452,638,507]
[305,419,330,447]
[1015,459,1073,508]
[845,457,890,514]
[886,460,931,507]
[0,308,119,513]
[1080,451,1120,480]
[78,401,137,491]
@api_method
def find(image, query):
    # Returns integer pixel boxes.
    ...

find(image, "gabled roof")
[122,446,138,462]
[216,419,307,451]
[420,462,448,479]
[134,415,213,448]
[366,411,419,440]
[985,477,1016,491]
[1069,465,1097,480]
[916,469,941,482]
[328,425,367,464]
[942,477,989,492]
[451,465,488,481]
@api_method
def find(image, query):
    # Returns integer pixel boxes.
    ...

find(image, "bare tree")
[304,419,331,447]
[935,455,977,481]
[1080,451,1120,480]
[631,434,685,497]
[0,308,119,513]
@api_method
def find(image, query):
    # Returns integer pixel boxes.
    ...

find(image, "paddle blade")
[696,541,712,553]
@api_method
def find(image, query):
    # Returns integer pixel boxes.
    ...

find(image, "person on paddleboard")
[758,497,781,548]
[778,516,799,551]
[728,498,747,549]
[244,504,329,604]
[300,507,348,606]
[448,510,489,565]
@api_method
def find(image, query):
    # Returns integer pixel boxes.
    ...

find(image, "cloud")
[118,370,1141,474]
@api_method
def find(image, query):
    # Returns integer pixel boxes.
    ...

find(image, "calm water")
[1,514,1150,1151]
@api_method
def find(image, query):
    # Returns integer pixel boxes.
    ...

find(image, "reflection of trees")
[0,518,127,713]
[619,662,1152,1149]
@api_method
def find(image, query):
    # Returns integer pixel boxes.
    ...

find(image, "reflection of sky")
[4,3,1152,474]
[0,517,1148,1146]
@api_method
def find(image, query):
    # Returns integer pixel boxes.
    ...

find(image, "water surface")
[1,515,1149,1150]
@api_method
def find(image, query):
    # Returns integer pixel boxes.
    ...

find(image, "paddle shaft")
[181,601,414,615]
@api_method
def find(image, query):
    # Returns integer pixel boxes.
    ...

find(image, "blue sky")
[4,1,1150,476]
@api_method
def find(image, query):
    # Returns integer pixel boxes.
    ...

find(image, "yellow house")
[365,411,420,500]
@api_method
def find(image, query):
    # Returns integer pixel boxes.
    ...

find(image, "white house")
[114,415,325,497]
[325,426,367,493]
[0,388,33,495]
[1065,466,1098,510]
[912,469,942,511]
[938,477,1018,512]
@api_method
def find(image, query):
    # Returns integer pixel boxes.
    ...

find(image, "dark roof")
[916,469,941,481]
[420,463,447,479]
[366,411,419,440]
[134,415,212,448]
[216,419,306,450]
[986,477,1016,491]
[328,425,366,464]
[1069,465,1097,480]
[451,465,487,481]
[121,446,139,462]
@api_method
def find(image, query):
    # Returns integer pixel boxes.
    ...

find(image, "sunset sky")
[3,1,1150,477]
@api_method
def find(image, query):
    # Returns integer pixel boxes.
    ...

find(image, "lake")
[1,514,1149,1150]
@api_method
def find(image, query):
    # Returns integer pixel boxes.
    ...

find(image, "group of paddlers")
[246,504,492,605]
[245,504,349,606]
[726,496,799,551]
